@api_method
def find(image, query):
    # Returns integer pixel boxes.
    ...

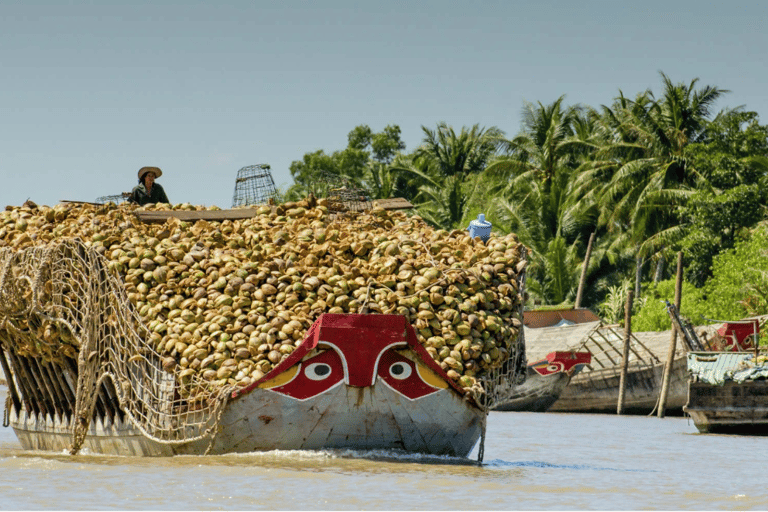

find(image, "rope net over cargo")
[473,248,527,462]
[0,239,231,455]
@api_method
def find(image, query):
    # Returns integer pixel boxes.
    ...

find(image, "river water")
[0,386,765,511]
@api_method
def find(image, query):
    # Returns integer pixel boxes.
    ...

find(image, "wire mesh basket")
[326,186,372,214]
[96,193,130,204]
[316,171,372,215]
[231,164,277,208]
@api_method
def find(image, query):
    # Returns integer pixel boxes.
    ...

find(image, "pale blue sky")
[1,0,766,208]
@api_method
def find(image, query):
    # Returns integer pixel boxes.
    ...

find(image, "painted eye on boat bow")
[305,362,333,381]
[258,349,344,400]
[377,349,448,400]
[388,361,412,380]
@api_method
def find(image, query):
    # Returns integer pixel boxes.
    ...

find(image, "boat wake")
[226,447,481,466]
[484,459,657,472]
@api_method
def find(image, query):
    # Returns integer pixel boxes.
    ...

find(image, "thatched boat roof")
[525,314,768,374]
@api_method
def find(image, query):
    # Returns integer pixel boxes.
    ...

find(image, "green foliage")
[598,73,728,262]
[633,227,768,330]
[680,184,765,286]
[699,226,768,319]
[676,111,768,286]
[413,122,504,178]
[391,122,504,230]
[286,124,406,201]
[631,280,704,331]
[597,280,631,324]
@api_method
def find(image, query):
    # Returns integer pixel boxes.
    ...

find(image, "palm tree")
[390,122,505,230]
[412,122,504,178]
[488,96,583,192]
[484,97,599,305]
[599,73,728,261]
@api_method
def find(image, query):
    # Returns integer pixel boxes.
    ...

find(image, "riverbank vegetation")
[282,72,768,328]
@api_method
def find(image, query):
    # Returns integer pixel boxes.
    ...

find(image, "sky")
[1,0,766,209]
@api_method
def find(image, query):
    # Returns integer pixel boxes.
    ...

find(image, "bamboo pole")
[658,252,684,418]
[575,232,596,309]
[617,289,634,415]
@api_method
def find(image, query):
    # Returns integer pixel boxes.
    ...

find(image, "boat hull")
[6,314,486,457]
[11,408,175,456]
[548,356,689,414]
[183,381,482,456]
[684,380,768,435]
[492,369,571,412]
[10,379,483,456]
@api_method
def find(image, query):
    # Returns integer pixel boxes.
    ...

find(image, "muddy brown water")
[0,386,766,510]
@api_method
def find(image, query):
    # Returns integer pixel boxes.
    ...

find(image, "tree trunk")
[654,250,666,283]
[634,256,643,301]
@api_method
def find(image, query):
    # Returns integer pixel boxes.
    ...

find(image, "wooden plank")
[60,200,104,206]
[133,198,413,224]
[32,359,66,421]
[134,208,260,223]
[51,361,77,416]
[0,348,22,413]
[10,353,46,417]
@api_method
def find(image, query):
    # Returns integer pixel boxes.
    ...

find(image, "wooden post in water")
[658,252,683,418]
[617,289,634,415]
[575,232,596,309]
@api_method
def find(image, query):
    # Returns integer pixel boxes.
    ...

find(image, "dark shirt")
[129,183,170,206]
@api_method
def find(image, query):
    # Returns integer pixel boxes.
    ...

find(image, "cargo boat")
[0,202,528,459]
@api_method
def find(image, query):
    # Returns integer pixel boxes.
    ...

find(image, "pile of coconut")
[0,198,526,394]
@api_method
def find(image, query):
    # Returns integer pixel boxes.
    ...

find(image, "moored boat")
[549,306,766,415]
[547,324,690,414]
[492,309,596,412]
[684,350,768,435]
[492,350,591,412]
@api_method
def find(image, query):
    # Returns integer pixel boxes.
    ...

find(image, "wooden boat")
[684,351,768,435]
[4,313,486,457]
[547,322,700,414]
[547,306,767,415]
[491,309,596,412]
[492,350,591,412]
[0,204,527,459]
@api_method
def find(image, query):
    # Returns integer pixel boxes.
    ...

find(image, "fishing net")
[0,239,231,455]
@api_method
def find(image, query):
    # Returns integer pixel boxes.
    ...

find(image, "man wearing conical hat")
[129,166,170,206]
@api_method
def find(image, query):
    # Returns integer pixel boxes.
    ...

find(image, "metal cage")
[231,164,277,208]
[96,193,130,204]
[316,171,372,214]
